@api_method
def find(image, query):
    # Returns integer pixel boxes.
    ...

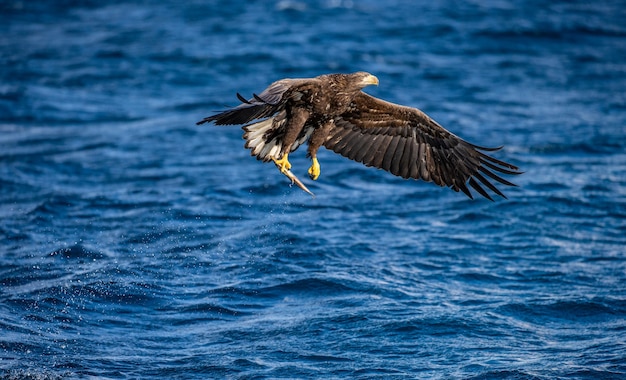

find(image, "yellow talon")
[272,153,291,173]
[308,157,320,180]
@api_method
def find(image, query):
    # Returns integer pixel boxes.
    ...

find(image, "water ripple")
[2,0,626,378]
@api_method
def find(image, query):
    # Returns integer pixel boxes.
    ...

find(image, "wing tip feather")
[468,177,494,201]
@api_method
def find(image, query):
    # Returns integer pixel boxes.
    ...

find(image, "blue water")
[1,0,625,378]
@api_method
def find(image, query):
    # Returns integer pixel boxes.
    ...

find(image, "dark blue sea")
[2,1,626,379]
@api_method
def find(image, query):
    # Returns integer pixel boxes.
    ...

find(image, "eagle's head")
[351,71,379,88]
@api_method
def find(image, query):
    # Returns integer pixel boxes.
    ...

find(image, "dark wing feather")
[196,79,307,125]
[325,92,522,200]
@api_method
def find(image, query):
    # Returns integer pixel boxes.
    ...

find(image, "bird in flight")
[197,72,521,199]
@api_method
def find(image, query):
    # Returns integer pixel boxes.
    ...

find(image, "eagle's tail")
[242,117,284,162]
[242,115,315,162]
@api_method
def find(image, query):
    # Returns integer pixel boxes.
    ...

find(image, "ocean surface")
[1,0,625,379]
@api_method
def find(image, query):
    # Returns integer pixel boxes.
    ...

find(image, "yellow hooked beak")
[362,73,379,86]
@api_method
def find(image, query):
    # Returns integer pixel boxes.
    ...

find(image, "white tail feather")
[243,118,283,162]
[243,117,315,162]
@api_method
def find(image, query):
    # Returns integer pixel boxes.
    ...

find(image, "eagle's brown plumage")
[197,72,521,200]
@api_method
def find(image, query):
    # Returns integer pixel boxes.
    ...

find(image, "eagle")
[197,72,521,200]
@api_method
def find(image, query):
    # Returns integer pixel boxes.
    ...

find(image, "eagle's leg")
[307,119,334,180]
[274,107,310,176]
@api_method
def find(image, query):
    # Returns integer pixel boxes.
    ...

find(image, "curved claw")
[272,154,292,173]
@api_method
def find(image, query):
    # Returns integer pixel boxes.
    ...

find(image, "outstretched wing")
[324,92,521,200]
[196,78,307,126]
